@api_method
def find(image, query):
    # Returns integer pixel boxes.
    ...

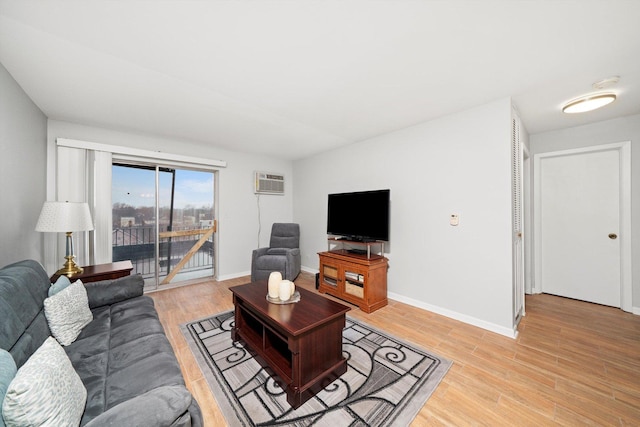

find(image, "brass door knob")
[608,233,618,240]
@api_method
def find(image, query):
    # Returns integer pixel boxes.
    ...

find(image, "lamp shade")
[35,201,94,232]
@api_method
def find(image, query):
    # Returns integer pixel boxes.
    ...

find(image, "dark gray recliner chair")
[251,223,301,282]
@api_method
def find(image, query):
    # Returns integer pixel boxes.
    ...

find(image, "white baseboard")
[301,265,319,275]
[216,270,250,281]
[236,266,519,337]
[218,267,318,282]
[387,291,519,339]
[633,306,640,315]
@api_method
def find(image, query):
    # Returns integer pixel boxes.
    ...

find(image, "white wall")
[46,120,293,279]
[0,63,47,266]
[294,98,516,335]
[530,114,640,310]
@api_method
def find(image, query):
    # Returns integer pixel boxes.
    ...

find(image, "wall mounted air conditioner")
[254,171,285,195]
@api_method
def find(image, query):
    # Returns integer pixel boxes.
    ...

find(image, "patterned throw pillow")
[0,349,17,427]
[2,337,87,426]
[44,279,93,346]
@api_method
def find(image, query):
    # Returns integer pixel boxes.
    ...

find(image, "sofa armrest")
[85,274,144,309]
[84,385,193,427]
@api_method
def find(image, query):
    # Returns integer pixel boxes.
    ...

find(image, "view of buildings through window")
[112,164,215,287]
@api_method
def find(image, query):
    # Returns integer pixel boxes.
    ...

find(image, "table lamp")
[36,201,94,277]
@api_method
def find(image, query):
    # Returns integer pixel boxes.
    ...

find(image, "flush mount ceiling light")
[562,93,617,114]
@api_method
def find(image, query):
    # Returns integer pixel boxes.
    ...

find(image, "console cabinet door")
[320,258,342,293]
[342,262,367,300]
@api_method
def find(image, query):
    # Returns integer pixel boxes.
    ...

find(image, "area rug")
[181,310,451,426]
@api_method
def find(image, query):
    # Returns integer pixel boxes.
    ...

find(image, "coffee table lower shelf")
[231,282,350,408]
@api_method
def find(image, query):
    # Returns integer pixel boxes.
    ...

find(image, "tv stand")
[347,237,376,243]
[347,248,367,255]
[318,245,388,313]
[327,238,384,260]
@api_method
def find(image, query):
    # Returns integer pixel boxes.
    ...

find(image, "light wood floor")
[150,271,640,426]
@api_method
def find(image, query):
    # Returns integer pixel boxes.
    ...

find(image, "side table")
[50,260,133,284]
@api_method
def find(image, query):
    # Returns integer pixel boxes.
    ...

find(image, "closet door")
[511,115,524,325]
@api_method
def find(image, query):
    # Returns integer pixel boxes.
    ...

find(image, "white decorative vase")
[279,281,291,301]
[268,272,282,299]
[280,280,295,298]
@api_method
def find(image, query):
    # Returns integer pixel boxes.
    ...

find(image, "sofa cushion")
[44,279,93,346]
[84,385,193,427]
[64,295,186,426]
[84,275,144,309]
[0,260,51,368]
[0,349,17,427]
[2,337,87,427]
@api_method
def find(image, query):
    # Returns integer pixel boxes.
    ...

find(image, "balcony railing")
[112,226,213,279]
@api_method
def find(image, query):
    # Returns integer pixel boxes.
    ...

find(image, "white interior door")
[539,149,620,307]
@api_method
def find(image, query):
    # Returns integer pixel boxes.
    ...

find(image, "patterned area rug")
[181,310,451,426]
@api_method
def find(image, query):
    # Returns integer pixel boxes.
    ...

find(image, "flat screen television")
[327,189,390,242]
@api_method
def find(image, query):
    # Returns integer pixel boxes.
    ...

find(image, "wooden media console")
[318,243,388,313]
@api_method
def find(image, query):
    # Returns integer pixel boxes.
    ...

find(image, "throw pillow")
[0,349,17,427]
[44,279,93,346]
[49,275,71,297]
[2,337,87,427]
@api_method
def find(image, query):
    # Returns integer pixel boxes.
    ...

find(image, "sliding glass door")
[112,163,215,290]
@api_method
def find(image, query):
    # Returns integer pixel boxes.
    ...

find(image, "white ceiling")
[1,1,639,160]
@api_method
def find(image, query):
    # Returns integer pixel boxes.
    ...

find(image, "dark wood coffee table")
[230,281,351,408]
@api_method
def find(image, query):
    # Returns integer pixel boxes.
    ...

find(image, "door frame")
[523,145,531,297]
[533,141,631,312]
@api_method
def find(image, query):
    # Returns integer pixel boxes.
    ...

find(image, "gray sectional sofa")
[0,259,202,426]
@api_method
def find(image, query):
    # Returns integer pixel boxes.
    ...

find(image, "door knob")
[608,233,618,240]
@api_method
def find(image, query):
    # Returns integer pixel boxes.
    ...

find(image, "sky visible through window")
[112,166,213,209]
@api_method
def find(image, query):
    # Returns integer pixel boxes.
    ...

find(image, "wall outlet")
[450,214,459,226]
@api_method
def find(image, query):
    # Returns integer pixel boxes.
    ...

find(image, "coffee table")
[230,281,351,408]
